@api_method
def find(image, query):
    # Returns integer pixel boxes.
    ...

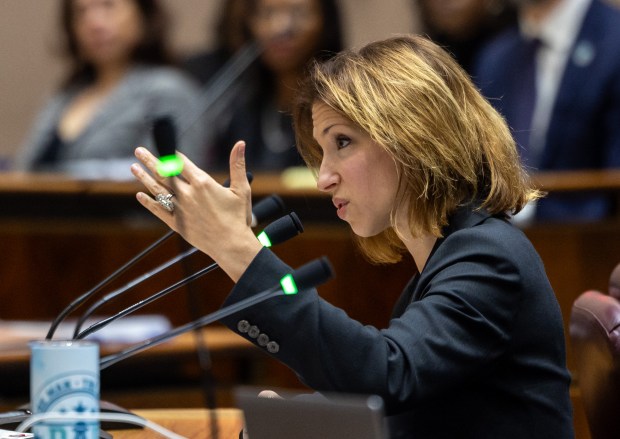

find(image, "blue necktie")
[510,37,541,164]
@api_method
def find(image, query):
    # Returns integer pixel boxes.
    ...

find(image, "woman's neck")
[403,234,437,274]
[92,62,130,91]
[395,207,438,272]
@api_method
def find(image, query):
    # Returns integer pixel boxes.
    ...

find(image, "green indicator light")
[157,155,184,177]
[280,274,298,295]
[257,231,272,247]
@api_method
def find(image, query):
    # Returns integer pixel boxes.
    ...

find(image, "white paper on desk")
[60,158,136,180]
[0,315,172,344]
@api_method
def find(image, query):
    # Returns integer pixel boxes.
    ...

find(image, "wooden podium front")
[112,408,244,439]
[1,170,619,439]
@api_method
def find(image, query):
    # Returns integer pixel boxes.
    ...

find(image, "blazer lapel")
[404,206,493,306]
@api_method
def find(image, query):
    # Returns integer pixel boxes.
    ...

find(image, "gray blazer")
[221,206,574,438]
[16,66,208,179]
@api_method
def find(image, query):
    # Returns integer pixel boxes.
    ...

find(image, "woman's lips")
[333,199,349,219]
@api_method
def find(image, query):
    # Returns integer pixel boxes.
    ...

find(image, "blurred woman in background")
[188,0,343,171]
[184,0,250,86]
[16,0,205,179]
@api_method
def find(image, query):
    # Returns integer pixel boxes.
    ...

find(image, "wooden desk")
[532,169,620,192]
[113,408,244,439]
[0,170,619,363]
[0,326,253,364]
[0,170,618,439]
[0,327,263,411]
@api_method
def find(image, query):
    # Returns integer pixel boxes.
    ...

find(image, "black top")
[221,205,575,438]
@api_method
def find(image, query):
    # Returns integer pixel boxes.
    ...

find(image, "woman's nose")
[79,8,108,33]
[268,11,295,38]
[316,161,338,193]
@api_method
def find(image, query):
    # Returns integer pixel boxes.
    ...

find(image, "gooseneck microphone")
[99,256,334,370]
[72,246,198,338]
[180,42,262,142]
[45,173,256,340]
[75,213,304,340]
[252,194,284,227]
[71,194,286,337]
[151,41,262,179]
[152,116,183,177]
[45,232,174,340]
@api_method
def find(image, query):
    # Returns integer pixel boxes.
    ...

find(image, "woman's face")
[312,102,400,238]
[418,0,489,38]
[250,0,324,73]
[71,0,144,67]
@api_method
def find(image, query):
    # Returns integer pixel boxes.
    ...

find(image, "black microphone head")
[152,115,177,157]
[292,257,335,291]
[260,212,303,247]
[252,194,286,225]
[287,211,303,234]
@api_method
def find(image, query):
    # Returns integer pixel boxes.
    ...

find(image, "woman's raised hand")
[131,141,263,281]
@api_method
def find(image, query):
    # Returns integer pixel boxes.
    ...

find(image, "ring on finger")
[155,193,175,212]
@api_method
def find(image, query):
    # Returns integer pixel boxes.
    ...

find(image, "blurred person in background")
[473,0,620,222]
[416,0,516,74]
[184,0,343,172]
[184,0,250,86]
[15,0,205,179]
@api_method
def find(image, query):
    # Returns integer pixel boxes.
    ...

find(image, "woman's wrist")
[213,229,265,282]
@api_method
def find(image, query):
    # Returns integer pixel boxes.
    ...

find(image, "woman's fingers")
[131,142,254,251]
[229,141,252,224]
[131,148,181,224]
[135,191,176,229]
[130,160,173,199]
[134,147,169,184]
[175,150,213,186]
[229,141,249,191]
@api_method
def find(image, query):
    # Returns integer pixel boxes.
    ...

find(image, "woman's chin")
[349,224,385,238]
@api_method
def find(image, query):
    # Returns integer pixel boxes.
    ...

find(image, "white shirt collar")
[520,0,591,52]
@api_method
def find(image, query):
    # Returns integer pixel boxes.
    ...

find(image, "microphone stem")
[73,246,199,338]
[46,230,175,340]
[100,287,282,370]
[179,42,261,138]
[76,261,219,340]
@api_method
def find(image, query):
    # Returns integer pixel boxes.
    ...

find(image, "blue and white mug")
[29,340,100,439]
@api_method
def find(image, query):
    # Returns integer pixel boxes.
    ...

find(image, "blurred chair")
[569,262,620,439]
[609,264,620,299]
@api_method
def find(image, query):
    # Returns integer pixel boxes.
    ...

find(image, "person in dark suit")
[415,0,517,74]
[131,35,574,438]
[473,0,620,222]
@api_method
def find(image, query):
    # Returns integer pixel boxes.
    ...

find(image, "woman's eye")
[336,136,351,149]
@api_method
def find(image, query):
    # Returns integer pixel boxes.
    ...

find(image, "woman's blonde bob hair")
[293,35,540,264]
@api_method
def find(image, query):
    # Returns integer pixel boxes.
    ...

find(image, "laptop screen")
[235,387,389,439]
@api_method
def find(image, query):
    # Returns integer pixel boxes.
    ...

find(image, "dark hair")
[244,0,343,81]
[60,0,172,88]
[214,0,252,54]
[309,0,344,59]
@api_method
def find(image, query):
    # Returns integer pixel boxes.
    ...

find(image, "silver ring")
[155,193,175,212]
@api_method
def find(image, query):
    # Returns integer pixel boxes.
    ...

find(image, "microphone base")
[1,400,144,434]
[0,409,30,430]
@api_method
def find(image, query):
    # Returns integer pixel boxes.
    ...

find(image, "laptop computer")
[234,386,389,439]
